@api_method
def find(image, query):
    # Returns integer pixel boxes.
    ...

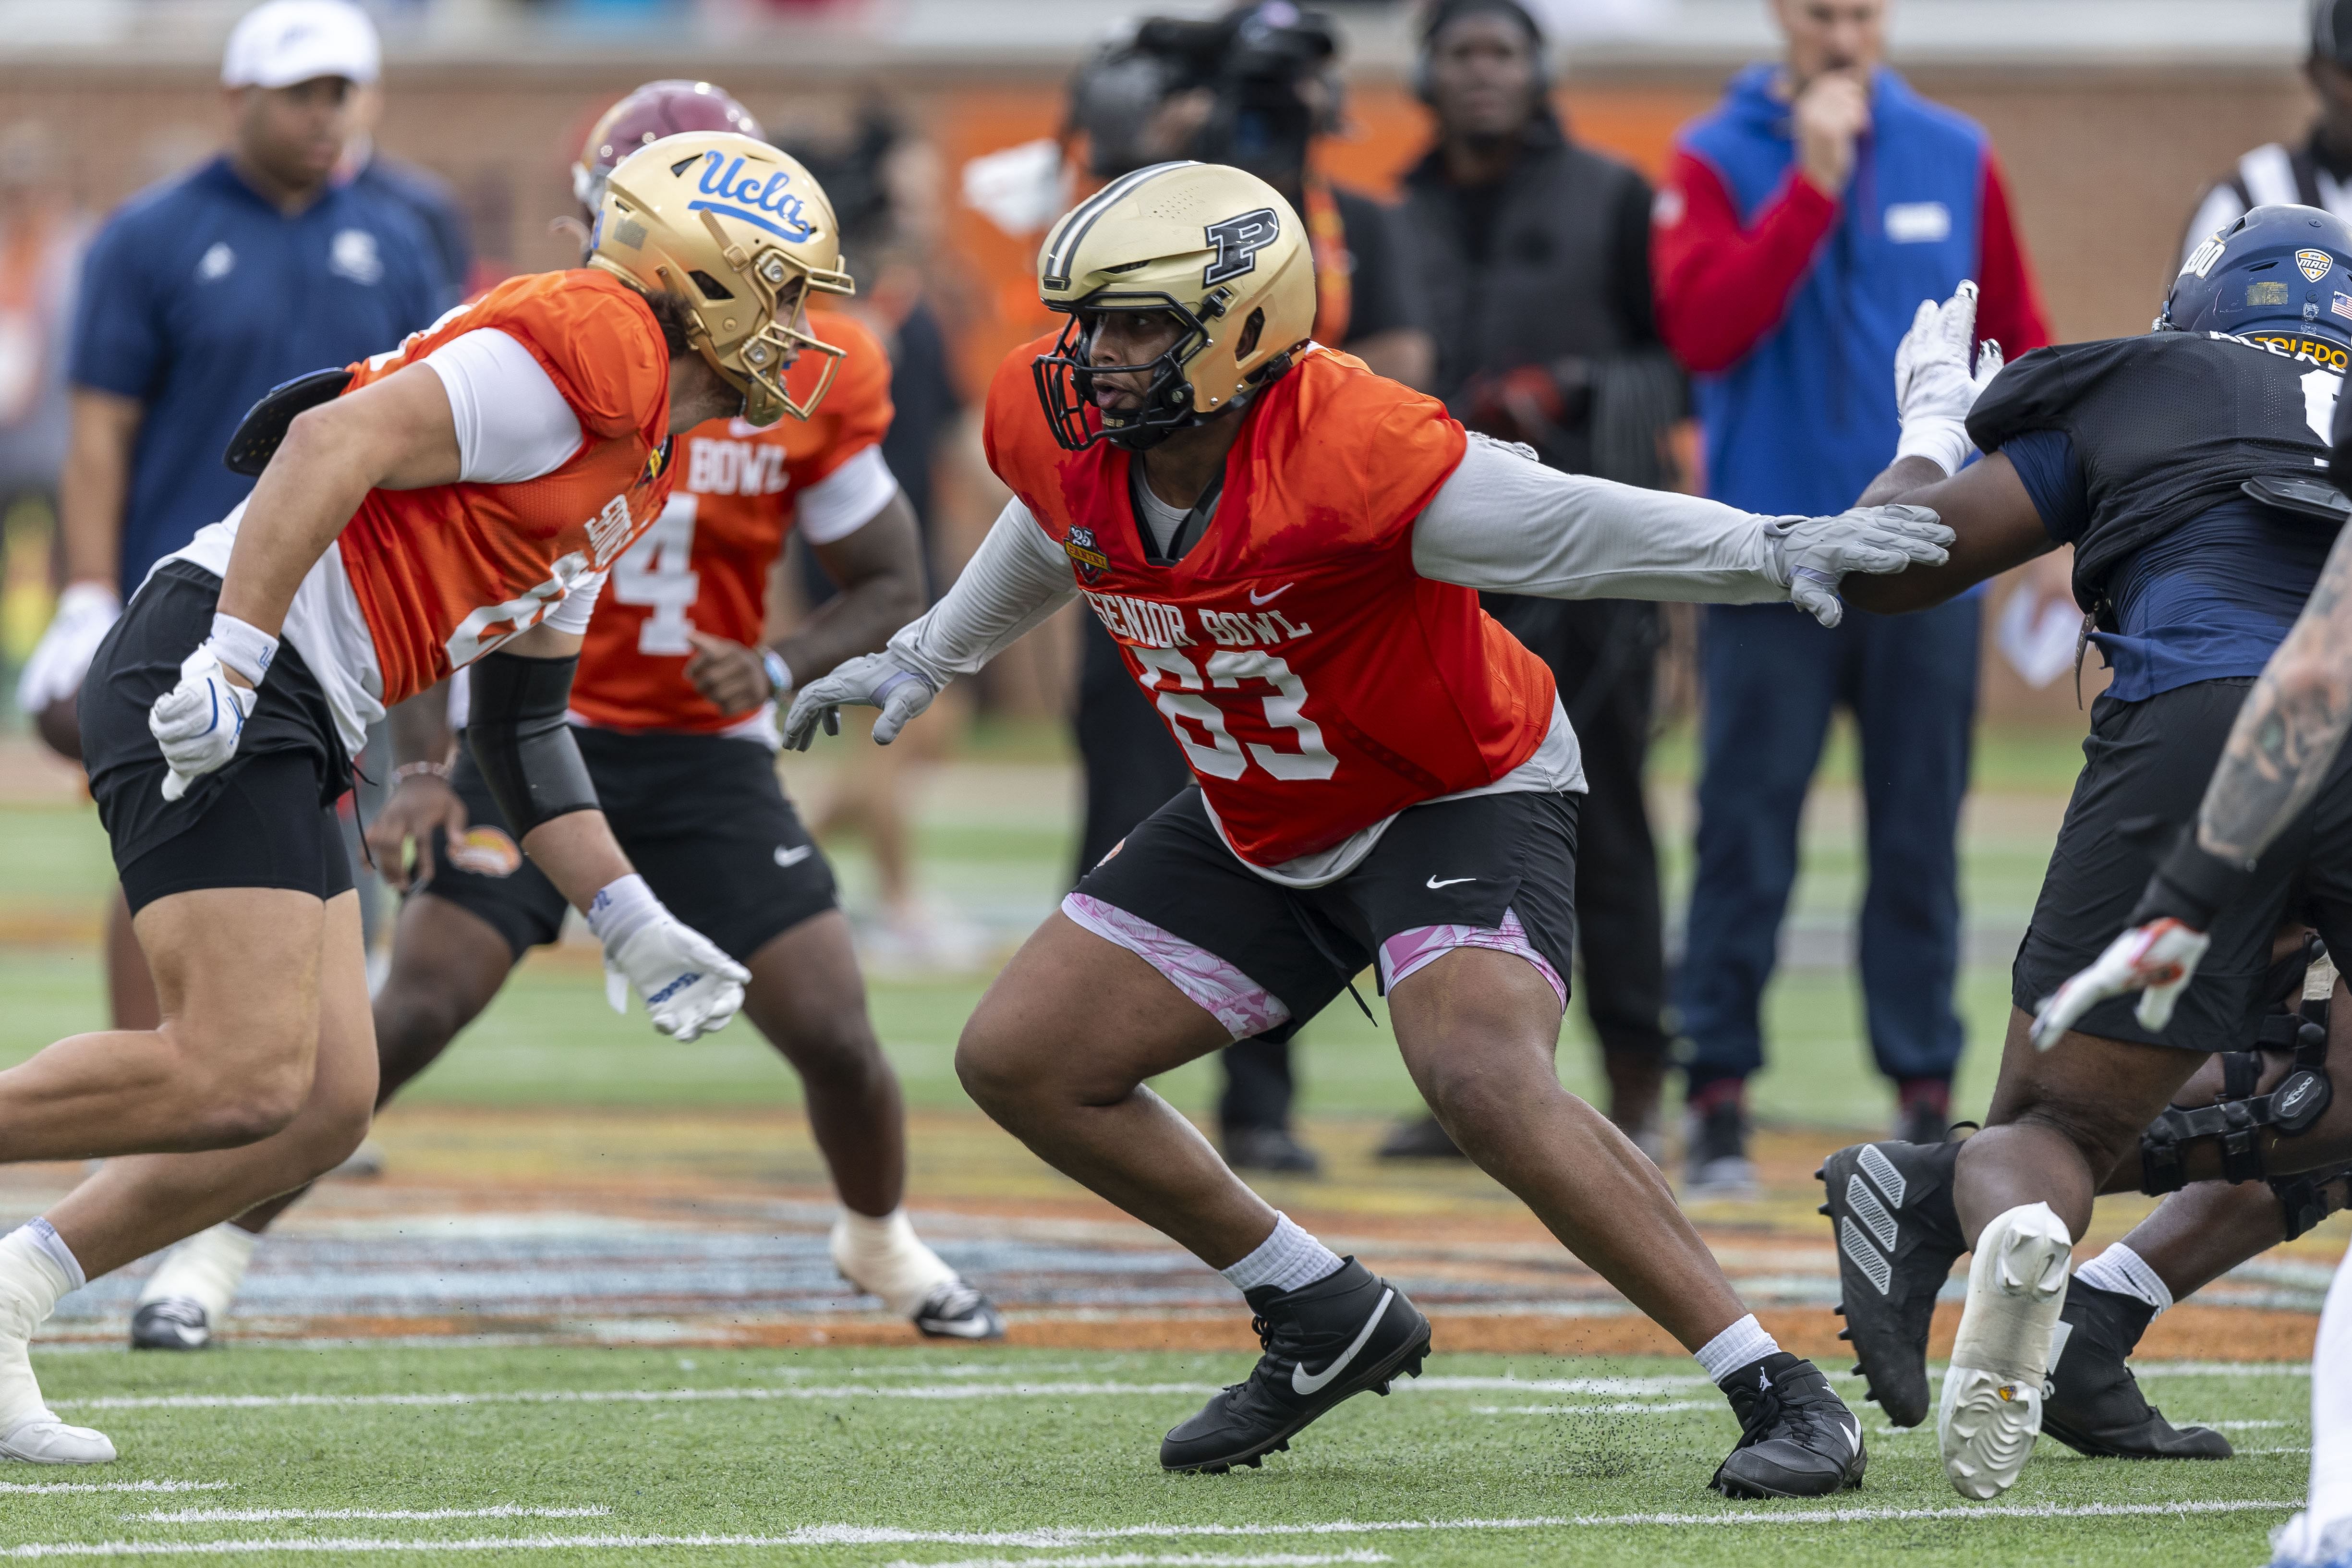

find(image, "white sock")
[2072,1242,2172,1316]
[1695,1313,1782,1382]
[0,1221,79,1430]
[135,1223,256,1321]
[830,1209,956,1318]
[1218,1213,1344,1296]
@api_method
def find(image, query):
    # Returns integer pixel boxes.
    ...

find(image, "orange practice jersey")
[334,269,675,708]
[567,312,895,733]
[985,336,1555,866]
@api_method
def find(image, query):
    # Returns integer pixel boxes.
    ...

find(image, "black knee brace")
[2271,1163,2352,1241]
[2140,1000,2333,1194]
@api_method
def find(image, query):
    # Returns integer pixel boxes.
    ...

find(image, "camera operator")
[1063,0,1433,1174]
[1378,0,1684,1164]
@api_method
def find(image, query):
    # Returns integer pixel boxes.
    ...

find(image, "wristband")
[762,649,792,699]
[1892,414,1976,479]
[207,612,279,687]
[2125,828,2257,932]
[391,761,451,786]
[585,872,664,950]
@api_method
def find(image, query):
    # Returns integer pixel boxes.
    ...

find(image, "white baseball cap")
[221,0,380,90]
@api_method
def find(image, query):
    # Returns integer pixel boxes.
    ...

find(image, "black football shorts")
[82,560,354,914]
[420,726,837,964]
[2013,678,2352,1052]
[1069,785,1580,1043]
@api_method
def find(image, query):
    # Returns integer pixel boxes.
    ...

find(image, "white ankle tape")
[1219,1213,1344,1296]
[1694,1313,1781,1382]
[830,1209,955,1318]
[136,1224,256,1318]
[2072,1242,2172,1315]
[0,1222,79,1431]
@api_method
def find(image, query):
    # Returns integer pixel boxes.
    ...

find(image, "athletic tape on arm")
[464,651,599,836]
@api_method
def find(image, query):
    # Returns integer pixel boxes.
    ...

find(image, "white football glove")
[1763,503,1954,628]
[1891,280,2005,477]
[2030,917,2213,1050]
[15,582,119,714]
[146,643,258,801]
[586,874,749,1042]
[782,653,938,751]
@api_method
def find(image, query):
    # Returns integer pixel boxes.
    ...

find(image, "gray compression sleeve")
[884,497,1079,689]
[1411,433,1791,604]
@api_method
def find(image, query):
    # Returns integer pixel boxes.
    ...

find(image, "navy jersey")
[69,156,452,596]
[1977,331,2343,701]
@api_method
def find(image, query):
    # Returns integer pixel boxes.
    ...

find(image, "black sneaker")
[1161,1259,1430,1473]
[1224,1127,1323,1176]
[1375,1114,1467,1161]
[130,1299,211,1351]
[912,1278,1006,1341]
[2042,1282,2231,1459]
[1711,1352,1867,1497]
[1684,1098,1756,1199]
[1817,1139,1963,1427]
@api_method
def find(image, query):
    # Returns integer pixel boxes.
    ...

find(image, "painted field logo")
[691,151,815,243]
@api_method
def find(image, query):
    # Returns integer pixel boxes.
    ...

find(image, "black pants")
[1071,615,1297,1134]
[1480,594,1670,1066]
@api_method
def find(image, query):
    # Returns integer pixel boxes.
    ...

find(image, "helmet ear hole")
[1236,307,1266,362]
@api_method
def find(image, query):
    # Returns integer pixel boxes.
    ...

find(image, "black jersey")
[1968,331,2341,609]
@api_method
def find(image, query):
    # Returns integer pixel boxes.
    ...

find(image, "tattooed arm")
[2029,520,2352,1047]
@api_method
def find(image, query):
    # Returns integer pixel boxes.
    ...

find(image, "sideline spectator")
[2180,0,2352,256]
[1378,0,1682,1164]
[341,82,476,295]
[19,0,447,1032]
[1653,0,2049,1195]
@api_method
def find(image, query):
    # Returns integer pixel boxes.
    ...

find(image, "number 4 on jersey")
[1128,644,1337,782]
[614,494,702,655]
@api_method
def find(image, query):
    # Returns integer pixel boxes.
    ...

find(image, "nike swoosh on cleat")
[1248,583,1295,606]
[775,845,813,867]
[1426,875,1475,889]
[1291,1288,1394,1397]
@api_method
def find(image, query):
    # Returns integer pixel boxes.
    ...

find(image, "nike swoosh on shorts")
[775,845,813,867]
[1426,875,1475,889]
[1291,1288,1394,1396]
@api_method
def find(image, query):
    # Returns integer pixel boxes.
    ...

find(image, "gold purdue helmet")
[587,131,853,427]
[1032,161,1315,451]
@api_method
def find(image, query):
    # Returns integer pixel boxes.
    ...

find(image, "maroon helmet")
[572,80,765,213]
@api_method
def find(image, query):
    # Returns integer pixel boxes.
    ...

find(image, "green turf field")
[0,1345,2310,1566]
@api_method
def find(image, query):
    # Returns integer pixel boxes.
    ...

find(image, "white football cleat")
[0,1417,114,1465]
[1938,1201,2073,1499]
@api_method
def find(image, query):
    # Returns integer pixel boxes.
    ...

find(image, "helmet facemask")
[1034,294,1218,451]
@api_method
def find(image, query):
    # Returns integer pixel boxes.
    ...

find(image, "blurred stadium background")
[0,0,2338,1378]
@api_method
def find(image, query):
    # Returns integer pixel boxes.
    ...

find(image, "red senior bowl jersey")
[333,268,676,707]
[567,310,895,733]
[983,335,1556,867]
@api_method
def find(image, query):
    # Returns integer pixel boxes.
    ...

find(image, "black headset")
[1412,0,1552,105]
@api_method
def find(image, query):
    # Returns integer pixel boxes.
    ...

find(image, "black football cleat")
[130,1299,212,1351]
[1711,1352,1867,1498]
[912,1278,1006,1341]
[1818,1139,1964,1427]
[2042,1282,2231,1459]
[1161,1259,1430,1474]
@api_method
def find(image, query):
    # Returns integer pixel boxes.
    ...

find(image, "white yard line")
[0,1500,2301,1556]
[0,1495,229,1504]
[127,1508,610,1524]
[880,1556,1389,1568]
[1469,1402,1715,1416]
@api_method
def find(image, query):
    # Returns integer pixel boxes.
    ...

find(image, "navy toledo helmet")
[2159,204,2352,369]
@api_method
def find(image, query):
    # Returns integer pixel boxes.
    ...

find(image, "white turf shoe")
[0,1417,114,1465]
[1938,1201,2073,1499]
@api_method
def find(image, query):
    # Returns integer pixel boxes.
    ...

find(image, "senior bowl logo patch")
[447,826,523,878]
[2301,248,2335,283]
[1063,525,1109,582]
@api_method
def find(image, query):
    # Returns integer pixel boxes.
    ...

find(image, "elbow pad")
[464,651,598,837]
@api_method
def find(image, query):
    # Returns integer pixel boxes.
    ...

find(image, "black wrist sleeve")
[2124,827,2257,932]
[465,651,598,837]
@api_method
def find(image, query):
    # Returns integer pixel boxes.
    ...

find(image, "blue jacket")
[1677,66,1991,518]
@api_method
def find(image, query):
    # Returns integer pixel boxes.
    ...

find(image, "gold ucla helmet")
[1032,161,1316,451]
[588,131,854,426]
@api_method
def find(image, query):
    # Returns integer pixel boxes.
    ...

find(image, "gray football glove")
[782,652,938,751]
[1764,504,1952,629]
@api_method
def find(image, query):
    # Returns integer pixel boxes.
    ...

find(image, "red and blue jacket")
[1652,64,2049,518]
